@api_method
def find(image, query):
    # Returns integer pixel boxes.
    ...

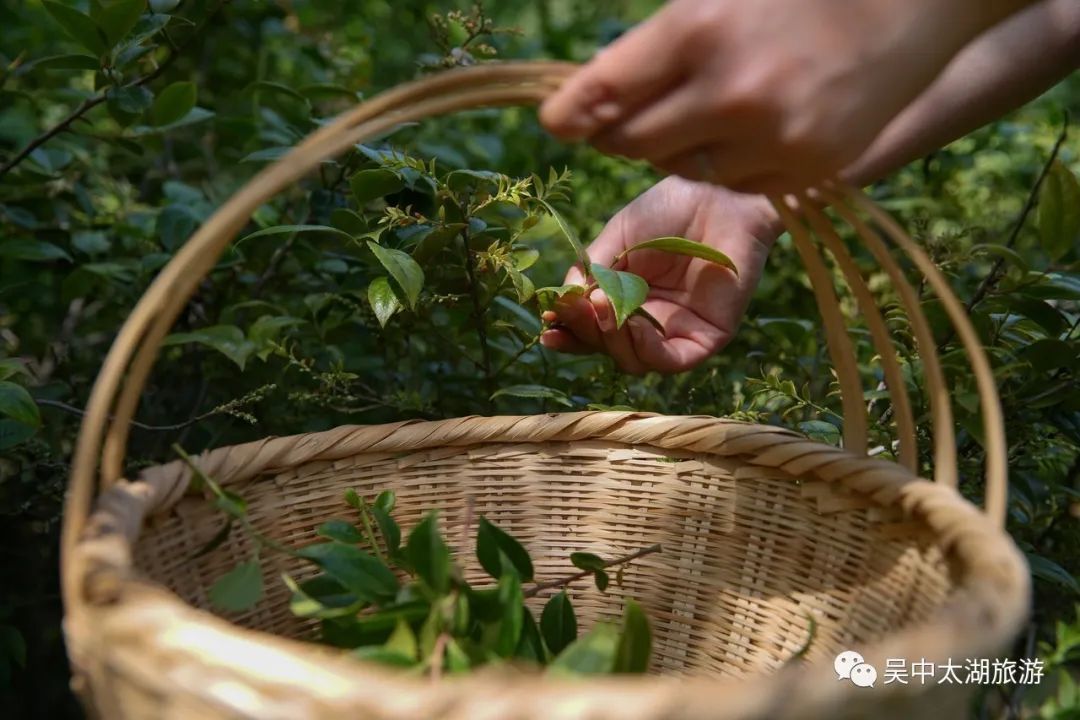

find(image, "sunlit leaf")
[591,265,648,329]
[621,236,737,275]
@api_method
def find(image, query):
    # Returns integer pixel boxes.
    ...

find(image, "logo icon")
[835,651,877,688]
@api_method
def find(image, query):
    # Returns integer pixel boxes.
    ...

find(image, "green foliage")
[204,487,657,677]
[0,0,1078,717]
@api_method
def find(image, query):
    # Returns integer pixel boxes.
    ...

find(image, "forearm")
[843,0,1080,186]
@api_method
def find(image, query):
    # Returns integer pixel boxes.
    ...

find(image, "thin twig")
[523,543,662,599]
[937,117,1069,349]
[36,398,217,431]
[0,0,229,178]
[460,224,497,404]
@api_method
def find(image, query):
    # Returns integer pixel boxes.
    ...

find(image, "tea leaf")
[591,265,648,328]
[594,569,610,593]
[150,81,197,127]
[494,573,524,657]
[297,542,399,602]
[367,276,401,327]
[534,198,591,272]
[374,490,396,513]
[490,384,573,407]
[208,559,263,612]
[570,552,605,572]
[540,590,577,655]
[548,623,618,675]
[351,168,405,204]
[42,1,107,55]
[0,382,40,428]
[516,609,547,663]
[613,599,652,673]
[621,236,738,275]
[317,519,365,544]
[405,513,451,594]
[372,506,401,557]
[282,574,363,619]
[367,241,424,310]
[1039,161,1080,261]
[476,517,534,582]
[385,618,419,661]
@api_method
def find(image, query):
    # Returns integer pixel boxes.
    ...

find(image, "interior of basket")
[133,436,952,678]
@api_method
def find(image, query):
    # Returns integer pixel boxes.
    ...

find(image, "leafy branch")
[0,0,229,179]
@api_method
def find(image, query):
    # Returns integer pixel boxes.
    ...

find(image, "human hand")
[540,0,1021,194]
[539,177,781,374]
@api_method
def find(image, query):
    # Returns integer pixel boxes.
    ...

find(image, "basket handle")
[61,61,1007,612]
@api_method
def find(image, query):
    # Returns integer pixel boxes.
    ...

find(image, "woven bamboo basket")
[62,62,1030,720]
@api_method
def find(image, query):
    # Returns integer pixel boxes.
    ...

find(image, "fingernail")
[541,311,558,324]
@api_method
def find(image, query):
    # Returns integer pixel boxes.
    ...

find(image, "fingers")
[590,81,732,162]
[539,9,684,141]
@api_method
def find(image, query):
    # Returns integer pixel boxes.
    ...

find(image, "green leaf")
[107,85,153,118]
[42,1,108,55]
[248,315,304,349]
[534,198,591,272]
[621,236,738,275]
[317,520,365,544]
[0,420,37,452]
[570,552,605,572]
[405,513,451,594]
[157,204,200,250]
[515,609,547,664]
[239,224,353,244]
[0,239,72,263]
[351,646,417,667]
[162,326,257,370]
[548,622,618,675]
[540,590,577,655]
[149,81,197,127]
[591,265,649,329]
[1027,552,1080,594]
[476,517,534,582]
[95,0,144,46]
[512,248,540,271]
[371,506,401,557]
[350,169,405,204]
[410,225,462,265]
[385,618,419,661]
[282,574,364,620]
[798,420,841,445]
[507,268,535,303]
[26,54,101,71]
[374,490,396,513]
[208,559,264,612]
[494,572,524,657]
[1039,161,1080,261]
[613,599,652,673]
[490,385,573,408]
[0,360,28,382]
[594,569,610,593]
[323,602,428,648]
[367,241,424,310]
[367,277,401,328]
[446,638,472,673]
[0,382,40,428]
[296,542,399,602]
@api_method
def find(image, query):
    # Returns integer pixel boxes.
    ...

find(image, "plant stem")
[0,0,230,179]
[936,116,1068,349]
[523,543,662,599]
[38,398,217,431]
[460,227,496,405]
[358,501,386,564]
